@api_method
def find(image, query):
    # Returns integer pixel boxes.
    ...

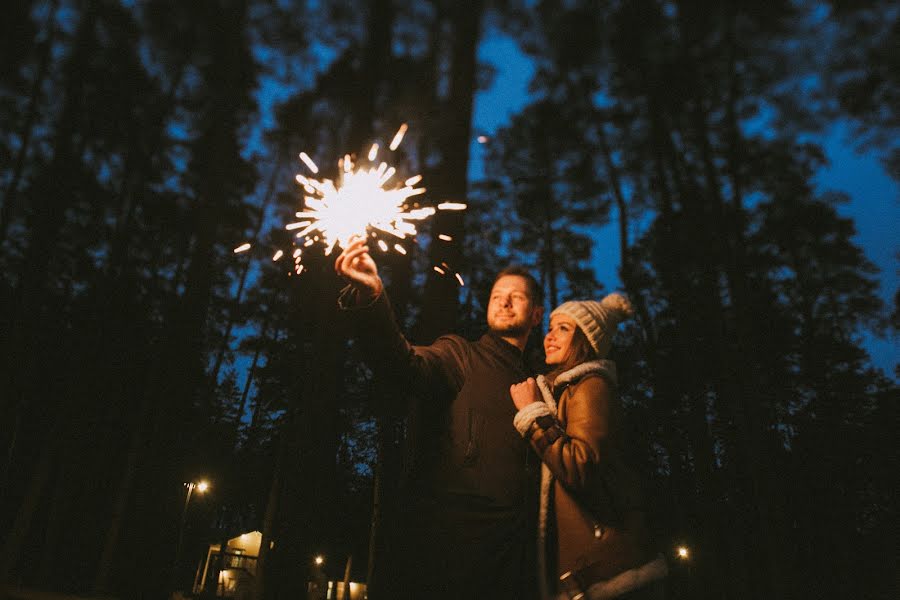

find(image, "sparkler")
[286,124,449,260]
[240,123,468,287]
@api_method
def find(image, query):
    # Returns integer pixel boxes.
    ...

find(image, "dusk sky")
[251,24,897,377]
[469,30,898,376]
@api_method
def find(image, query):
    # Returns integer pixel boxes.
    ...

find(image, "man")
[335,237,543,599]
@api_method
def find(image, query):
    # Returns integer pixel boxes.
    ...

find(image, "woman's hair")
[545,324,597,384]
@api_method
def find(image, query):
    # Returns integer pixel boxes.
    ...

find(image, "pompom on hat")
[551,292,635,358]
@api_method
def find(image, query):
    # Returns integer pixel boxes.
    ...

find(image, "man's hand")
[510,378,541,411]
[335,237,383,300]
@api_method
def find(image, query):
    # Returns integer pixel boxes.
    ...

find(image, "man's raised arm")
[334,238,463,396]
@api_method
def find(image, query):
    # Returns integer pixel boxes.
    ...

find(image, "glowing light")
[279,126,467,276]
[233,243,251,253]
[314,555,324,566]
[477,135,488,143]
[438,234,453,241]
[197,481,209,493]
[272,250,284,261]
[290,139,433,257]
[455,272,465,286]
[389,123,408,150]
[433,266,446,275]
[299,152,319,174]
[677,546,689,559]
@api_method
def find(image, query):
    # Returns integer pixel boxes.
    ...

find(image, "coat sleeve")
[520,375,612,492]
[340,286,465,401]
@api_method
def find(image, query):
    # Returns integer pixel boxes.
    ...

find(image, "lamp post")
[172,480,209,592]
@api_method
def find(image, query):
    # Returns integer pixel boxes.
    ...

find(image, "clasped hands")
[510,377,541,411]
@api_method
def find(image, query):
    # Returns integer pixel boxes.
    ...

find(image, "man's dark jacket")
[341,288,539,599]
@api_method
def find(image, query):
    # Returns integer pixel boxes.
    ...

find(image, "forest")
[1,1,896,599]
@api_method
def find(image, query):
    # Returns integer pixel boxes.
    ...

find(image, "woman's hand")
[510,377,542,411]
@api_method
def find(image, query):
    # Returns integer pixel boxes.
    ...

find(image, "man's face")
[486,275,542,337]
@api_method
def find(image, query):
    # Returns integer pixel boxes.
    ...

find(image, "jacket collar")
[554,359,617,389]
[482,331,525,360]
[534,360,617,416]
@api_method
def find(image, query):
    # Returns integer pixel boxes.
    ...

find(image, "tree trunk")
[418,0,485,341]
[0,0,60,243]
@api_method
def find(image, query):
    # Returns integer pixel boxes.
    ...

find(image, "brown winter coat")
[514,361,667,599]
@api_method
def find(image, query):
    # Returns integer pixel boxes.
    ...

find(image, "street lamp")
[172,480,210,592]
[676,545,690,560]
[314,555,325,566]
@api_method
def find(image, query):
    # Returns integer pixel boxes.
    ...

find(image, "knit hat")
[550,293,635,358]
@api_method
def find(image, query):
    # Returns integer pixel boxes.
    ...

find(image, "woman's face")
[544,313,578,365]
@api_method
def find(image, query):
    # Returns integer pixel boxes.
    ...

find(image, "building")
[193,531,261,598]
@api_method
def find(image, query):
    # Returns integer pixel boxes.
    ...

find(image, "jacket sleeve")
[517,375,612,492]
[339,286,465,400]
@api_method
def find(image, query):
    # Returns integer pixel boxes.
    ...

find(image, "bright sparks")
[299,152,319,174]
[275,124,469,276]
[233,243,251,253]
[288,140,431,258]
[389,123,408,151]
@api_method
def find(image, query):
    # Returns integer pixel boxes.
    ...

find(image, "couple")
[336,238,667,600]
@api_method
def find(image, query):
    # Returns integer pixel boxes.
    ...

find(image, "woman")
[511,294,667,600]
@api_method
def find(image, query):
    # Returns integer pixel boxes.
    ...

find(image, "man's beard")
[488,318,532,338]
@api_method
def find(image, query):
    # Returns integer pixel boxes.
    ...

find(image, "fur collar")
[535,360,617,416]
[554,359,617,389]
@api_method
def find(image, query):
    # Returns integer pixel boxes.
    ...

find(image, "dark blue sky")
[470,31,898,376]
[248,26,896,380]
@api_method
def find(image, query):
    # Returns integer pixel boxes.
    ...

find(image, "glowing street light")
[676,545,690,560]
[314,555,325,566]
[172,480,211,592]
